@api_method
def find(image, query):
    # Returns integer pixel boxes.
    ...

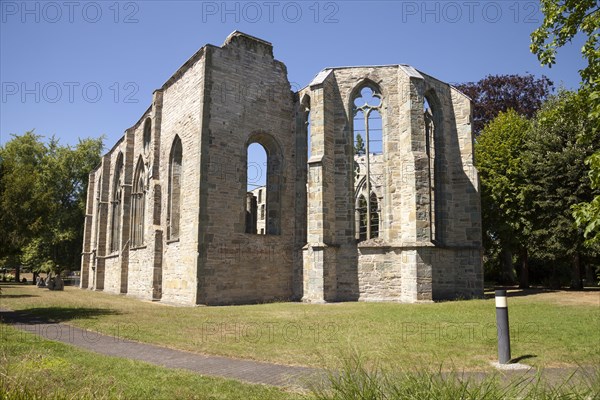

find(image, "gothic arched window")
[94,174,102,250]
[143,118,152,153]
[352,83,382,241]
[245,133,282,235]
[131,158,146,247]
[424,92,443,244]
[168,136,182,240]
[110,153,123,253]
[246,142,267,235]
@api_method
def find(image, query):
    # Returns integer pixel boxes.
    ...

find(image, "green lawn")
[3,325,597,400]
[1,283,598,371]
[0,324,308,400]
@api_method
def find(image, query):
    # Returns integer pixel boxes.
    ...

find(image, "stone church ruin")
[80,31,483,305]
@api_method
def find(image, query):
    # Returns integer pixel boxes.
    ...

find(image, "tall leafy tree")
[521,91,599,289]
[573,153,600,246]
[455,74,554,135]
[0,132,103,278]
[37,137,104,272]
[464,73,554,286]
[0,132,49,281]
[531,0,600,245]
[476,110,531,286]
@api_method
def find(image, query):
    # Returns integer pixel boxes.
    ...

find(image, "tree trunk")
[570,252,583,290]
[519,247,529,289]
[14,265,20,283]
[584,262,596,286]
[500,247,516,284]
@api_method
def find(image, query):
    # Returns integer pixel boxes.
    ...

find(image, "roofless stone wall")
[81,31,483,305]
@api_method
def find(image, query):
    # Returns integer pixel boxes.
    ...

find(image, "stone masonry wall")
[125,110,155,301]
[159,49,206,305]
[198,33,296,305]
[302,65,482,302]
[103,140,128,294]
[82,32,482,305]
[80,171,95,289]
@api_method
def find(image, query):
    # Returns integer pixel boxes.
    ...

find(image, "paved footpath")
[1,308,593,390]
[0,308,321,389]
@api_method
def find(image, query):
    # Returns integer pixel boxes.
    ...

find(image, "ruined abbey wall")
[81,31,483,305]
[197,33,298,305]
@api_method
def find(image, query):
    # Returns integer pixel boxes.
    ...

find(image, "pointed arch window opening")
[94,174,102,251]
[424,98,435,242]
[302,97,311,206]
[424,94,441,243]
[304,102,311,159]
[246,142,267,235]
[353,85,382,241]
[110,154,124,253]
[143,118,152,154]
[131,159,146,248]
[244,134,282,236]
[168,136,183,240]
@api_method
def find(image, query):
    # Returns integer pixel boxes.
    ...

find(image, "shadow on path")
[0,294,39,299]
[0,307,119,324]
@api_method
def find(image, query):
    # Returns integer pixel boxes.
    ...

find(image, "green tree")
[531,0,598,98]
[521,91,599,289]
[354,133,366,156]
[0,132,49,281]
[531,0,600,245]
[573,153,600,247]
[476,110,531,286]
[0,132,103,277]
[40,137,104,273]
[354,133,366,179]
[455,74,553,135]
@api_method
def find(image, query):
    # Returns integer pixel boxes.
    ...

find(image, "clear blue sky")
[1,0,586,148]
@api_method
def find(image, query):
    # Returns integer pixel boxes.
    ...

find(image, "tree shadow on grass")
[0,307,120,324]
[0,294,39,299]
[484,286,600,300]
[0,283,31,288]
[483,287,558,299]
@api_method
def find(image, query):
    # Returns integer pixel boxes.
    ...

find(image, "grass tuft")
[310,352,600,400]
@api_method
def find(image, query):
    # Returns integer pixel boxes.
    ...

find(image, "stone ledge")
[101,253,120,260]
[129,245,148,251]
[307,154,324,164]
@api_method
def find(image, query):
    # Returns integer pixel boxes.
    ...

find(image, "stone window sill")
[166,238,180,245]
[130,245,147,251]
